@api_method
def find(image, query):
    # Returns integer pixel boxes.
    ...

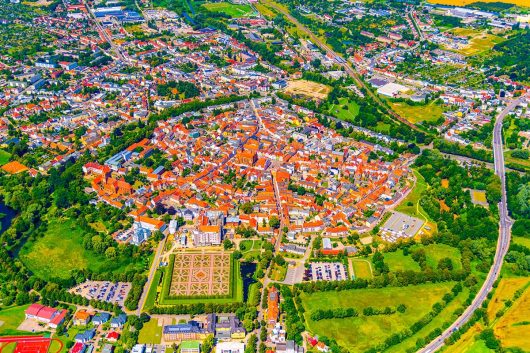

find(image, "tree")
[240,202,254,214]
[202,335,215,353]
[269,216,280,229]
[223,238,234,250]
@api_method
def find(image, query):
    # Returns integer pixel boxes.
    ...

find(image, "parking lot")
[381,211,424,242]
[309,262,347,281]
[70,281,131,307]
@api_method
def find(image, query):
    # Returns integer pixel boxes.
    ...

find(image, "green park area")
[388,100,444,124]
[0,305,30,336]
[201,2,255,17]
[0,150,11,166]
[300,282,456,352]
[384,250,422,272]
[328,98,360,123]
[138,318,163,344]
[240,239,263,261]
[19,217,144,280]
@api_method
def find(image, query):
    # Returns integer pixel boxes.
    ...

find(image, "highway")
[419,95,527,353]
[258,0,423,133]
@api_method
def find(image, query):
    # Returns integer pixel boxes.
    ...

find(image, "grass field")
[447,28,505,56]
[422,243,462,271]
[513,236,530,249]
[301,282,455,352]
[0,150,11,166]
[0,342,16,353]
[505,150,530,172]
[254,3,275,18]
[350,258,373,279]
[0,305,30,336]
[387,286,470,353]
[384,250,421,272]
[387,100,444,124]
[445,323,489,353]
[283,80,331,100]
[427,0,528,6]
[202,2,255,17]
[138,318,162,344]
[328,97,360,123]
[19,217,144,280]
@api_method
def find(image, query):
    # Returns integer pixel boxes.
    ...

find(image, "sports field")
[0,305,29,336]
[0,336,61,353]
[283,80,331,100]
[202,2,255,17]
[300,282,455,352]
[349,258,373,279]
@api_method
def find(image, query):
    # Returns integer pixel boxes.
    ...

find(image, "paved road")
[259,0,423,133]
[419,96,526,352]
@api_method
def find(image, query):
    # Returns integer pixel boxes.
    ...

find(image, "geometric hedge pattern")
[169,252,231,297]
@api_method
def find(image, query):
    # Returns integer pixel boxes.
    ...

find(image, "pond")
[0,202,16,235]
[240,262,257,302]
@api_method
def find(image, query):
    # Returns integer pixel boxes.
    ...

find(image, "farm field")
[300,282,455,352]
[138,318,163,344]
[487,277,529,320]
[201,2,255,17]
[427,0,528,6]
[19,217,143,280]
[328,97,360,122]
[283,80,331,100]
[387,100,444,124]
[493,284,530,350]
[384,250,421,272]
[0,305,30,336]
[349,258,373,279]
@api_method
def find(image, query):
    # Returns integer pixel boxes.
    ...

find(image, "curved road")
[419,96,526,352]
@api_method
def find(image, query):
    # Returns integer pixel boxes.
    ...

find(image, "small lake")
[240,262,257,302]
[0,202,16,235]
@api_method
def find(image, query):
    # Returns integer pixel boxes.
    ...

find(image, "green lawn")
[350,258,373,279]
[1,342,16,353]
[48,339,63,353]
[0,305,29,335]
[0,150,11,166]
[421,243,462,270]
[388,100,444,124]
[202,2,255,17]
[384,250,421,272]
[300,282,455,352]
[513,236,530,249]
[328,98,360,123]
[19,217,144,280]
[143,269,162,311]
[138,318,162,344]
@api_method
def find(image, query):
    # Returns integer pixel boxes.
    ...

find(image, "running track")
[0,336,63,353]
